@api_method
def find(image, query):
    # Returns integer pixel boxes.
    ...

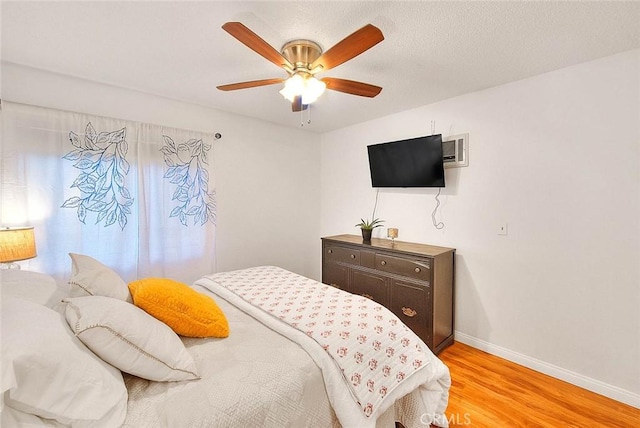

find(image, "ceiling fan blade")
[291,96,309,112]
[217,78,284,91]
[322,77,382,98]
[311,24,384,72]
[222,22,293,70]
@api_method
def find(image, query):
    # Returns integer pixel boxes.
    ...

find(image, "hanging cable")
[371,188,380,220]
[432,187,445,230]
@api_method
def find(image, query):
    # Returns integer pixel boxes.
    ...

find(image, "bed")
[1,257,451,428]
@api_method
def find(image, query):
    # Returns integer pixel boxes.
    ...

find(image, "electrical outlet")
[498,223,508,236]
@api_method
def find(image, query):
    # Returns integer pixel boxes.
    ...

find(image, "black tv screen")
[367,134,445,188]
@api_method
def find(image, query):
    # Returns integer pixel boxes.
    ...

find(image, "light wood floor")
[437,342,639,427]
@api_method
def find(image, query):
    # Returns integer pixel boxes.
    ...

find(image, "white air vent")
[442,133,469,168]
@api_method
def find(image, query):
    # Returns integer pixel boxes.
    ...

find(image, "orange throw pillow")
[128,278,229,338]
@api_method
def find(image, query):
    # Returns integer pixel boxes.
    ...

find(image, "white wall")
[1,62,321,279]
[320,50,640,406]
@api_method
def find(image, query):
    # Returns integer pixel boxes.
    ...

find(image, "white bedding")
[2,267,451,428]
[125,277,451,428]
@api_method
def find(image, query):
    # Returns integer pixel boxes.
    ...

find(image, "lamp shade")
[0,227,37,263]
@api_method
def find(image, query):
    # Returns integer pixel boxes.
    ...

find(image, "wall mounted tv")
[367,134,445,188]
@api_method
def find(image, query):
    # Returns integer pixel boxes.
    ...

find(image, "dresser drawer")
[322,263,350,292]
[390,280,430,344]
[351,270,388,306]
[324,245,360,265]
[374,253,431,282]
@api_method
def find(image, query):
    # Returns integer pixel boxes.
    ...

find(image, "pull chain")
[300,103,312,127]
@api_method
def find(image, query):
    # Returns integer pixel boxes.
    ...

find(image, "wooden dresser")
[321,234,455,354]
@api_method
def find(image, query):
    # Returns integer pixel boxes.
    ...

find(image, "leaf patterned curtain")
[1,101,217,284]
[61,124,134,229]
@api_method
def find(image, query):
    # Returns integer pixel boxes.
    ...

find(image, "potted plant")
[355,218,384,242]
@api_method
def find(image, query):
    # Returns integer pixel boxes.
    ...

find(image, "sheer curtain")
[1,101,216,284]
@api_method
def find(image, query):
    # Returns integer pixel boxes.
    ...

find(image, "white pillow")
[0,270,67,312]
[63,296,200,382]
[1,297,127,427]
[1,404,61,427]
[68,253,132,302]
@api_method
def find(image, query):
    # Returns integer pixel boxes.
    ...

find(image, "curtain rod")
[0,99,222,139]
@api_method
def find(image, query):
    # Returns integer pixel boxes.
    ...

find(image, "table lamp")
[0,227,37,270]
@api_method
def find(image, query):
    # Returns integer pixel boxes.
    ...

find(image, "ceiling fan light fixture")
[302,77,326,105]
[279,74,304,102]
[279,74,326,104]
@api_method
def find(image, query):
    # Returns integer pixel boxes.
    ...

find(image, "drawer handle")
[415,261,430,270]
[402,307,417,317]
[350,254,356,259]
[414,267,421,273]
[330,283,341,289]
[380,260,387,266]
[362,293,373,300]
[328,249,333,254]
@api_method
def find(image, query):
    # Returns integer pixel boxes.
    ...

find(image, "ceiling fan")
[217,22,384,112]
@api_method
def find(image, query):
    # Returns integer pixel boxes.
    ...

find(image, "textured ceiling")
[2,1,639,133]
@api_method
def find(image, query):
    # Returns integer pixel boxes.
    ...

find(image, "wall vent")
[442,133,469,168]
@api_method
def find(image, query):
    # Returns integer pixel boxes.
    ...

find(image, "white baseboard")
[454,331,640,409]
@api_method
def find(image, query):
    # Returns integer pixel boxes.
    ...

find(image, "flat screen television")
[367,134,445,188]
